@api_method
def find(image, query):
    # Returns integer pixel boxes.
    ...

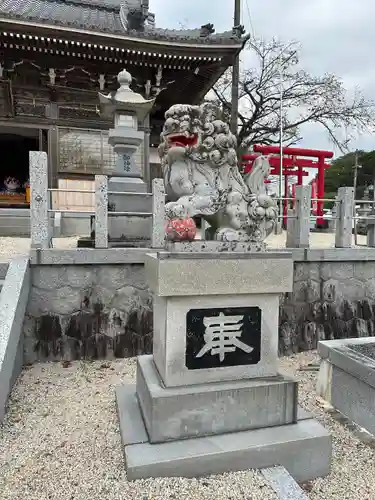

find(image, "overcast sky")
[151,0,375,159]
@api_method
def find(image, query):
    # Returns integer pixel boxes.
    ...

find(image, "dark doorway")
[0,130,40,207]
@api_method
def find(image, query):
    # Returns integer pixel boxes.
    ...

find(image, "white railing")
[29,151,375,250]
[29,151,165,249]
[93,176,164,249]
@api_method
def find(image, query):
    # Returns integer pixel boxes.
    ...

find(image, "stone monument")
[159,101,278,250]
[116,102,331,481]
[98,69,155,242]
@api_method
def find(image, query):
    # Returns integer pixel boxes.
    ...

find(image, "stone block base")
[108,176,148,193]
[136,355,298,443]
[116,385,331,481]
[107,177,151,240]
[108,216,151,240]
[318,338,375,436]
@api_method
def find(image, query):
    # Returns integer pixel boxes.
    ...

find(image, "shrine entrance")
[0,127,46,207]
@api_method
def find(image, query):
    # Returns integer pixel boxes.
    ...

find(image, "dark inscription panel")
[186,307,261,370]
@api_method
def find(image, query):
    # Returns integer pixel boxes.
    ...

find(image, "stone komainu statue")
[158,102,278,242]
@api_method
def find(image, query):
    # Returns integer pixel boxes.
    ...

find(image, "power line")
[244,0,255,37]
[230,0,241,135]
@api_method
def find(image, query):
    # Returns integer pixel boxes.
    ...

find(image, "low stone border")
[317,337,375,437]
[29,246,375,266]
[0,257,30,423]
[261,466,309,499]
[29,247,148,265]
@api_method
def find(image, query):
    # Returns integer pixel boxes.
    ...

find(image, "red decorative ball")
[166,217,197,242]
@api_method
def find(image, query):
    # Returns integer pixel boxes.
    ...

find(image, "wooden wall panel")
[52,179,94,212]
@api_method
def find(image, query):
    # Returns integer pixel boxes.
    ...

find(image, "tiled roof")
[0,0,124,34]
[0,0,243,45]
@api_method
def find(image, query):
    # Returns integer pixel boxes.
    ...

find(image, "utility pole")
[353,150,361,245]
[230,0,241,136]
[353,150,360,198]
[278,63,284,231]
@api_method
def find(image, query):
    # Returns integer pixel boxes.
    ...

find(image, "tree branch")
[213,37,375,151]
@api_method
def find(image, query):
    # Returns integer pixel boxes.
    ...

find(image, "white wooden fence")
[52,179,95,212]
[29,151,165,249]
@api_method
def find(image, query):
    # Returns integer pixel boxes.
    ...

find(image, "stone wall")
[23,262,152,363]
[23,248,375,362]
[280,259,375,355]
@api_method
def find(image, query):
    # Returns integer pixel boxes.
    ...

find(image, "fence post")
[328,200,338,232]
[367,221,375,247]
[29,151,51,249]
[152,178,165,248]
[285,208,296,248]
[95,175,108,249]
[335,187,355,248]
[286,185,311,248]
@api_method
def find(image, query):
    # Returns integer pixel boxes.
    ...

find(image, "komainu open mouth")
[167,133,198,148]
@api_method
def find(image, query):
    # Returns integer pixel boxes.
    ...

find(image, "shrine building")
[0,0,246,209]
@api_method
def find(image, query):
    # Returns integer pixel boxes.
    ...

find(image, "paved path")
[0,237,79,262]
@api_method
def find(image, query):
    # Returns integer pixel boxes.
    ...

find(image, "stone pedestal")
[108,175,151,243]
[116,252,331,481]
[108,149,151,241]
[136,355,298,443]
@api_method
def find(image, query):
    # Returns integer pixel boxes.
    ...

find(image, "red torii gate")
[242,145,333,226]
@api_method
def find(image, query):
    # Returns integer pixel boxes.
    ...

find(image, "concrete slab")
[116,382,311,446]
[318,339,375,389]
[108,216,151,241]
[331,365,375,436]
[115,385,148,446]
[297,407,312,420]
[117,385,331,482]
[318,337,375,360]
[108,177,148,193]
[135,355,298,443]
[262,466,309,499]
[317,338,375,436]
[145,252,294,296]
[29,247,150,265]
[316,359,332,402]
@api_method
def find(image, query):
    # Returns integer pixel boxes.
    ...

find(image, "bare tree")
[213,38,375,152]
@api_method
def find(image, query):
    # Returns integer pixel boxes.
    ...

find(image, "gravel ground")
[1,353,375,500]
[0,358,276,500]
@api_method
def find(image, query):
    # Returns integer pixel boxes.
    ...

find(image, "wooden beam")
[1,79,14,116]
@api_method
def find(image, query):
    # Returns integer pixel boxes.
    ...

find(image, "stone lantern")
[99,68,155,185]
[98,69,155,241]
